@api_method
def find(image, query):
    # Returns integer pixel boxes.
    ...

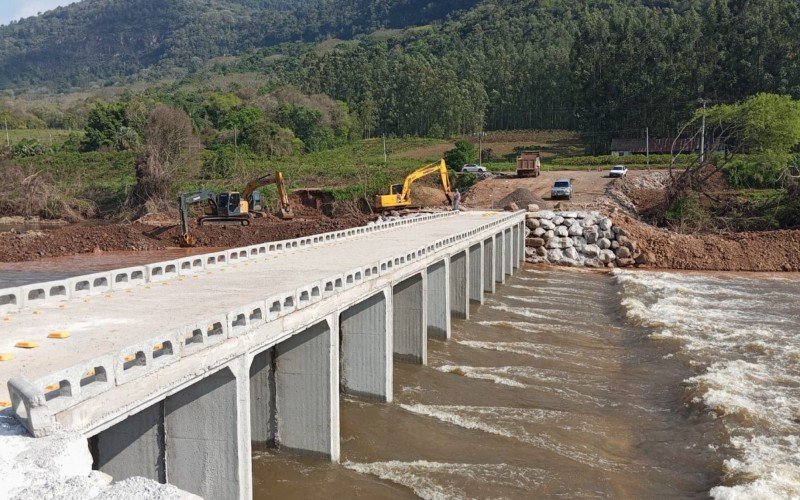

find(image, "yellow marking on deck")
[48,331,71,339]
[15,341,39,349]
[124,354,136,362]
[0,353,13,361]
[84,369,96,377]
[44,383,60,392]
[153,343,164,351]
[0,401,10,408]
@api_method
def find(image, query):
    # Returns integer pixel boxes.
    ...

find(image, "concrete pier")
[1,210,526,500]
[468,243,483,304]
[392,273,427,364]
[274,319,339,460]
[495,233,505,284]
[426,260,451,341]
[449,251,468,319]
[483,237,495,294]
[339,291,392,401]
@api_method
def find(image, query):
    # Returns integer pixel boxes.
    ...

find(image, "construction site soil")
[466,172,800,272]
[0,206,368,263]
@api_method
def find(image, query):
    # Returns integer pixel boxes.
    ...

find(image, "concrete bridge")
[0,210,525,499]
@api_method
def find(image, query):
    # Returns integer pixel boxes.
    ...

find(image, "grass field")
[3,129,79,146]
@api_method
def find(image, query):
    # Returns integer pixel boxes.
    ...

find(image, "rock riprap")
[524,205,642,268]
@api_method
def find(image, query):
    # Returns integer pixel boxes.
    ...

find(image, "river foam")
[615,270,800,498]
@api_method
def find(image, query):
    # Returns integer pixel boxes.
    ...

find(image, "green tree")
[80,103,127,151]
[444,139,477,170]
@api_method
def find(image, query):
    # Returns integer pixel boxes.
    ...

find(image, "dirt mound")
[495,188,546,209]
[613,212,800,272]
[411,185,452,208]
[0,208,369,263]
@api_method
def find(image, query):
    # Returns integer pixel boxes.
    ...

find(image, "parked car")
[551,178,572,200]
[461,164,487,173]
[609,165,628,178]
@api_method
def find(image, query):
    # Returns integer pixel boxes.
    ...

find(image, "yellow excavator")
[375,159,453,210]
[179,172,294,246]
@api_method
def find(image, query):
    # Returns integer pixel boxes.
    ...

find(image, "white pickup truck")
[609,165,628,178]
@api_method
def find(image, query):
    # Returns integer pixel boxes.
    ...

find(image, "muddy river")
[253,267,800,498]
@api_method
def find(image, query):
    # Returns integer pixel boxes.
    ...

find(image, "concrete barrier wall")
[8,211,524,441]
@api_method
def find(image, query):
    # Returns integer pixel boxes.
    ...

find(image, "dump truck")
[516,151,541,178]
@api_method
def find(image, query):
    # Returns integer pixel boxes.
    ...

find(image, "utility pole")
[474,131,485,166]
[382,135,387,165]
[699,98,709,163]
[4,119,9,147]
[646,127,649,167]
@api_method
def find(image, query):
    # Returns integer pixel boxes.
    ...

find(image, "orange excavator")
[374,159,453,210]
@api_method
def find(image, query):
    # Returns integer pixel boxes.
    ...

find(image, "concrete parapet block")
[8,376,56,437]
[379,258,395,276]
[295,282,323,310]
[182,316,228,355]
[110,266,146,290]
[176,256,205,276]
[68,272,112,298]
[363,263,380,280]
[321,274,344,298]
[21,279,70,308]
[265,292,296,321]
[227,300,268,337]
[249,244,268,258]
[145,261,179,283]
[228,247,250,263]
[203,251,229,269]
[343,267,364,289]
[0,287,22,314]
[114,331,182,385]
[31,353,116,413]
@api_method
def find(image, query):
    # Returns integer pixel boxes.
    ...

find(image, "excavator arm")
[242,171,294,220]
[376,159,453,210]
[178,190,217,247]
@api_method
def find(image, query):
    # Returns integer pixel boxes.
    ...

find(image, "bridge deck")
[0,211,510,402]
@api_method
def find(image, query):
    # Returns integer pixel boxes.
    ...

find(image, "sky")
[0,0,76,25]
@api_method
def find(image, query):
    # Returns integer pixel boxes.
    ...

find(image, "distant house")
[610,138,702,156]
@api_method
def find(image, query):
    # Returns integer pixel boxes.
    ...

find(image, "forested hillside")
[1,0,799,149]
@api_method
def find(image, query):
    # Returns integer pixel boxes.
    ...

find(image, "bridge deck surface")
[0,211,507,401]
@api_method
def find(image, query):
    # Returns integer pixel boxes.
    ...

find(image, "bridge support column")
[512,225,520,269]
[450,251,469,320]
[495,233,505,284]
[393,273,427,364]
[426,260,450,341]
[274,318,340,461]
[519,222,526,266]
[339,290,392,402]
[92,401,165,484]
[505,229,513,276]
[250,348,277,446]
[483,238,495,294]
[468,243,484,304]
[164,366,244,500]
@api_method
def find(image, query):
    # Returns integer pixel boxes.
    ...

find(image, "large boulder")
[533,227,546,237]
[598,237,611,250]
[527,204,540,212]
[615,246,632,259]
[547,248,564,261]
[584,226,599,243]
[544,229,555,240]
[527,238,545,248]
[540,219,556,230]
[555,226,569,237]
[564,247,580,260]
[526,218,541,229]
[598,217,613,230]
[568,223,583,236]
[538,210,556,220]
[559,237,574,249]
[553,215,565,225]
[583,244,600,258]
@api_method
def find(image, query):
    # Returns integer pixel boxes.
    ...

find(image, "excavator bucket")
[279,207,295,220]
[180,234,196,247]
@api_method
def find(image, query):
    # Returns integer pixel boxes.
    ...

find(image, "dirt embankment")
[0,209,368,263]
[467,171,800,272]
